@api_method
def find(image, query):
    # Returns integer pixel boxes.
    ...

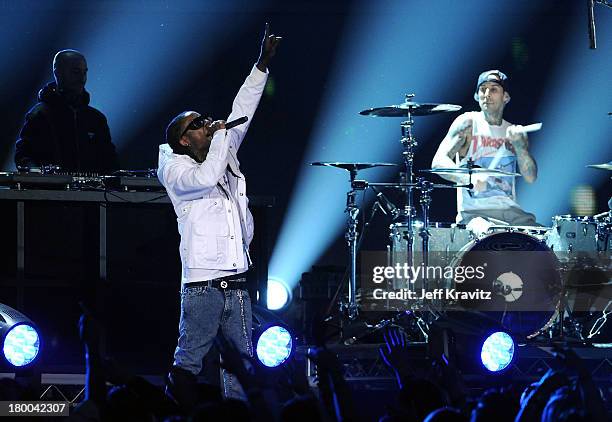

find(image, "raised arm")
[431,113,473,183]
[227,23,281,150]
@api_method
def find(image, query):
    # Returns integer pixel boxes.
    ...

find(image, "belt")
[187,275,247,290]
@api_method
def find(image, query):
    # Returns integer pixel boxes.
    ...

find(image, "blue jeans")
[173,284,252,400]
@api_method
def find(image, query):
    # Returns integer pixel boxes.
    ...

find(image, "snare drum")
[388,222,473,294]
[449,231,562,338]
[390,222,473,257]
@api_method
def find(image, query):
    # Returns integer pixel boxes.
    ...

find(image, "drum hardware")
[593,210,611,219]
[555,291,588,342]
[585,301,611,341]
[369,179,470,300]
[309,150,609,344]
[312,96,470,339]
[360,95,463,287]
[370,186,400,220]
[310,162,397,320]
[555,262,611,343]
[418,177,434,292]
[421,158,522,179]
[309,162,397,172]
[343,310,413,345]
[358,99,462,117]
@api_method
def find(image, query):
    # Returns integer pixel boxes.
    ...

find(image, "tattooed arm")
[432,114,473,183]
[506,126,537,183]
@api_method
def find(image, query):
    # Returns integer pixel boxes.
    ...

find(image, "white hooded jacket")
[157,65,268,282]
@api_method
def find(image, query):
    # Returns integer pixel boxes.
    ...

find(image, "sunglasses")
[180,115,210,138]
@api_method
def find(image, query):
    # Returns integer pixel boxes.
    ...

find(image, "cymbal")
[587,161,612,171]
[310,162,397,172]
[359,102,461,117]
[421,167,521,177]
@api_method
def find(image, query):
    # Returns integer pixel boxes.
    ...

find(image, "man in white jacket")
[157,24,280,404]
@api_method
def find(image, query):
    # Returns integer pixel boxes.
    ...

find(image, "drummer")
[431,70,539,227]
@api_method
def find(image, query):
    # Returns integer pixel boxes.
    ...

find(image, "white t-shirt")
[457,111,520,222]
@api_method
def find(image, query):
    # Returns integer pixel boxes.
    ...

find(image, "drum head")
[452,231,562,338]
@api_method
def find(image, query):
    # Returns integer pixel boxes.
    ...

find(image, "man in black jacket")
[15,49,118,173]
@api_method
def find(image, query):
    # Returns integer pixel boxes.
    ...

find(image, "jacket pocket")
[192,199,229,236]
[185,199,230,267]
[190,233,216,264]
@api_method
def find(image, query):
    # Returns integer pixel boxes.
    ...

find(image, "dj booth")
[0,173,274,373]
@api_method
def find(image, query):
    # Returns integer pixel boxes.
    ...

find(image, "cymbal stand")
[555,291,586,342]
[345,170,367,320]
[399,94,418,274]
[418,177,434,292]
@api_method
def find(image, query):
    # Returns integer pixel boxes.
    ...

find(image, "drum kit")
[311,95,611,343]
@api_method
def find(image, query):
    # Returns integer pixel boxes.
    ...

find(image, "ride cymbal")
[310,162,397,172]
[359,102,461,117]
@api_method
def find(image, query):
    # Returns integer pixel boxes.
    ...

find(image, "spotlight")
[255,325,293,368]
[0,304,41,368]
[252,306,295,369]
[267,278,291,311]
[480,331,515,372]
[428,311,516,375]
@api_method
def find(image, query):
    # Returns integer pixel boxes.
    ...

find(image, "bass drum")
[449,231,563,339]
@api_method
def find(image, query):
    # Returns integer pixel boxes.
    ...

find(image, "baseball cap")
[474,70,508,101]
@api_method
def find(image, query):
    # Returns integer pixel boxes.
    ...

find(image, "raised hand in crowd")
[553,346,607,422]
[307,346,357,422]
[515,369,570,422]
[428,356,468,408]
[379,327,413,389]
[77,302,107,410]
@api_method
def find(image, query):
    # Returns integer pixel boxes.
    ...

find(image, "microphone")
[225,116,248,130]
[588,0,596,49]
[371,186,399,219]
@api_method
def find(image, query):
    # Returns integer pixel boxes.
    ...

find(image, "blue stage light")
[267,278,291,311]
[2,324,40,367]
[255,325,293,368]
[480,331,515,372]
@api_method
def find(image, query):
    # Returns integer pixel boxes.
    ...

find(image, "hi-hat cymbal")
[587,161,612,171]
[359,102,461,117]
[421,167,521,177]
[310,162,397,172]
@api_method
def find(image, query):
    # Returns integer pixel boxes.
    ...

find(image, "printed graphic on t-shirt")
[469,135,516,200]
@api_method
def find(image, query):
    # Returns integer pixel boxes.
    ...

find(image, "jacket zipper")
[72,107,81,171]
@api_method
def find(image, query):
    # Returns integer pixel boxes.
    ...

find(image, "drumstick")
[513,123,542,133]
